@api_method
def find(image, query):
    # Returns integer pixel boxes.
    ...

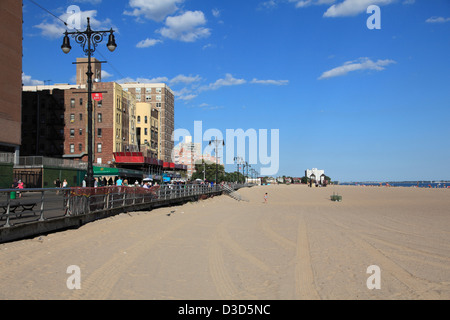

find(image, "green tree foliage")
[190,161,245,183]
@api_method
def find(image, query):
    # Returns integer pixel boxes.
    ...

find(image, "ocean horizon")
[340,181,450,188]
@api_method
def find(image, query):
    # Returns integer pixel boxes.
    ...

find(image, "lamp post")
[233,156,242,184]
[209,137,224,185]
[61,17,117,187]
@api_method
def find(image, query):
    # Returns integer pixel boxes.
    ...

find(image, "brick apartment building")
[22,58,175,167]
[0,0,22,156]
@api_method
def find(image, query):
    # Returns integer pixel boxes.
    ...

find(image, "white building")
[305,168,326,183]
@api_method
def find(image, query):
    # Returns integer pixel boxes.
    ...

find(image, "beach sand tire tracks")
[323,214,443,299]
[70,217,195,300]
[294,216,321,300]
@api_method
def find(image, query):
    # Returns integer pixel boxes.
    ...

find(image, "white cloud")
[259,0,278,9]
[323,0,394,17]
[22,73,44,86]
[251,78,289,85]
[124,0,184,22]
[116,76,169,84]
[177,94,198,101]
[318,57,396,79]
[158,11,211,42]
[200,73,246,91]
[34,10,116,39]
[290,0,336,8]
[101,70,113,79]
[426,16,450,23]
[212,9,221,18]
[136,38,163,48]
[170,74,202,85]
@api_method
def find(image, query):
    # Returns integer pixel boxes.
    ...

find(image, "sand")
[0,184,449,300]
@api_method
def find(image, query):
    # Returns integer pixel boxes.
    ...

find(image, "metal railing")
[0,183,247,228]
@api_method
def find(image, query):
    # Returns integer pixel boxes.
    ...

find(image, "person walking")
[264,192,268,204]
[17,180,24,198]
[55,178,61,194]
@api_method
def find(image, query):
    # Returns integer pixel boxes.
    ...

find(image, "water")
[340,181,450,188]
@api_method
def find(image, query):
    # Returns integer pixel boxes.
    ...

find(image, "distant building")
[173,136,221,178]
[305,168,326,183]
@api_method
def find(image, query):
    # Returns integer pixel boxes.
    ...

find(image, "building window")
[70,144,74,153]
[79,98,83,106]
[98,100,102,107]
[98,113,102,123]
[146,88,151,93]
[145,116,148,124]
[97,143,102,153]
[79,113,83,121]
[79,129,83,136]
[70,129,75,137]
[146,95,151,101]
[70,114,75,123]
[144,128,148,135]
[70,99,75,108]
[97,128,102,137]
[78,143,82,152]
[136,94,141,101]
[137,116,141,124]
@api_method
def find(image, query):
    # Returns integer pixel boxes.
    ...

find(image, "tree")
[191,161,226,182]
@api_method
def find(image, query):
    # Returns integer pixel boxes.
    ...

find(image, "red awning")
[114,152,144,164]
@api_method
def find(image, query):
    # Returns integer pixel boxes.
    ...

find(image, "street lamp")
[61,17,116,187]
[209,137,224,185]
[233,156,243,184]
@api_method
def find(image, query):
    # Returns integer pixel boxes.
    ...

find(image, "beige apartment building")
[135,102,159,159]
[120,83,174,163]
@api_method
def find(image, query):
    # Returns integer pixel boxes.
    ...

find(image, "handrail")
[1,183,249,228]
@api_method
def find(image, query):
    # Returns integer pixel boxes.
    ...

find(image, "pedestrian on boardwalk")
[17,180,24,198]
[55,178,61,194]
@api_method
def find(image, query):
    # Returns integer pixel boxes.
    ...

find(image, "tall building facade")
[120,83,174,163]
[22,81,138,166]
[135,102,159,159]
[61,81,137,165]
[0,0,22,156]
[21,89,65,156]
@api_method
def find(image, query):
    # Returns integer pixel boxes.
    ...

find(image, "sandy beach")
[0,184,449,300]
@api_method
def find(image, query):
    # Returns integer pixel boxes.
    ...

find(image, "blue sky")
[22,0,450,181]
